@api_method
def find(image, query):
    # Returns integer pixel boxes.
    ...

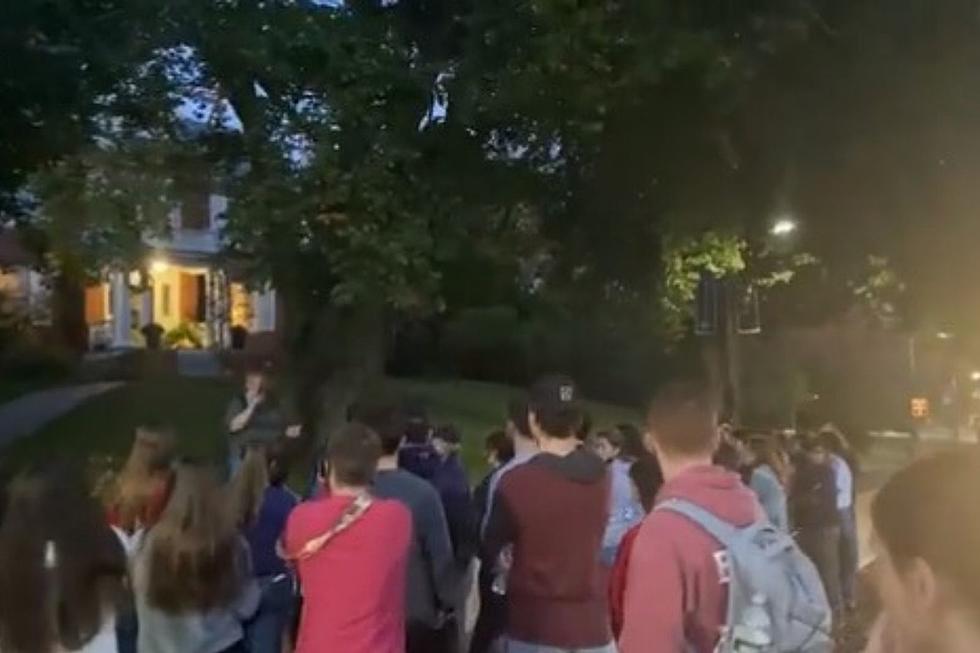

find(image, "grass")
[1,376,640,480]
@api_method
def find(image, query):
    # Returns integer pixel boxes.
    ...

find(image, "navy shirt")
[245,485,298,578]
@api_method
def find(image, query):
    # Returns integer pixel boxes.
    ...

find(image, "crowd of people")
[0,366,979,653]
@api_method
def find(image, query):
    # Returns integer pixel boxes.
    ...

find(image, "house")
[0,229,49,325]
[81,193,279,351]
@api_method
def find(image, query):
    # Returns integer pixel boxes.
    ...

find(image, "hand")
[285,424,302,438]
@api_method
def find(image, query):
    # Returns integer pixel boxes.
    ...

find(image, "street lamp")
[770,218,797,237]
[936,331,954,340]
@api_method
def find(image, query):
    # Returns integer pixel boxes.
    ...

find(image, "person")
[473,430,514,532]
[614,423,648,461]
[397,402,440,481]
[608,453,663,640]
[820,427,858,611]
[592,430,644,565]
[430,425,478,568]
[230,444,298,653]
[864,451,980,652]
[133,463,260,653]
[791,436,842,614]
[225,365,300,476]
[483,375,615,653]
[468,428,517,653]
[283,423,412,653]
[357,403,457,653]
[102,424,177,653]
[746,435,789,531]
[0,462,127,653]
[479,398,538,535]
[619,380,759,653]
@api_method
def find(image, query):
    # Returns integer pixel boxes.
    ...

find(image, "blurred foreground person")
[230,445,298,653]
[134,464,259,653]
[0,463,127,653]
[864,451,980,653]
[284,423,412,653]
[483,375,615,653]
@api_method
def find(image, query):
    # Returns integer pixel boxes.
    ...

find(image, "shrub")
[164,322,204,349]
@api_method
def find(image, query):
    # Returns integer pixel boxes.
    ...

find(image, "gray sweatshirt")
[133,536,260,653]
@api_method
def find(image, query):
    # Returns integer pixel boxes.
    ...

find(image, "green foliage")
[164,322,204,349]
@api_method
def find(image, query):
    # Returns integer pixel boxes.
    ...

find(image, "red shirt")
[608,523,641,640]
[284,494,412,653]
[619,465,760,653]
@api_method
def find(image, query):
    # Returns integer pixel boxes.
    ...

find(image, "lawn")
[1,376,640,480]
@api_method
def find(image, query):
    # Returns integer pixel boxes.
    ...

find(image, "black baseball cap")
[528,374,583,438]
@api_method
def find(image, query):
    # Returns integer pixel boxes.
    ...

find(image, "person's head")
[327,423,383,491]
[485,429,514,467]
[747,435,785,471]
[0,462,126,652]
[105,423,176,531]
[802,436,828,465]
[505,397,532,442]
[629,454,664,513]
[229,445,270,528]
[593,429,626,463]
[402,400,430,445]
[871,452,980,650]
[243,364,268,396]
[432,425,461,459]
[145,463,243,614]
[353,401,405,457]
[645,379,719,466]
[527,375,584,442]
[818,427,847,456]
[616,423,647,461]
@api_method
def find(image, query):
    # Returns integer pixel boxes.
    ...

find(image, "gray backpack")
[657,498,833,653]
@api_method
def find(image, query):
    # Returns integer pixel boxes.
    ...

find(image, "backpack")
[656,498,833,653]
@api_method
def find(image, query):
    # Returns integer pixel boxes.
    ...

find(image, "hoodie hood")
[529,447,607,484]
[658,464,760,526]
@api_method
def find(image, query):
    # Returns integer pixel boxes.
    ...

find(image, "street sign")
[910,397,930,419]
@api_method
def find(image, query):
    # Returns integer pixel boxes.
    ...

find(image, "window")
[161,284,171,318]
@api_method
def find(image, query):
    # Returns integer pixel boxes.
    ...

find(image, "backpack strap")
[655,498,738,547]
[278,493,373,561]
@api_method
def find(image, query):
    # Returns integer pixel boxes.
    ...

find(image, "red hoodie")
[619,465,760,653]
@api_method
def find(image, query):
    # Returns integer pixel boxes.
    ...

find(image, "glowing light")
[771,219,797,237]
[970,370,980,382]
[937,331,954,340]
[150,259,169,274]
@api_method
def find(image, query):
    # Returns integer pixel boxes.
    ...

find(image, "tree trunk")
[51,272,88,353]
[283,295,386,448]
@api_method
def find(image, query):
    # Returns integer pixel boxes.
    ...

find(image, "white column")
[111,271,132,348]
[252,286,276,332]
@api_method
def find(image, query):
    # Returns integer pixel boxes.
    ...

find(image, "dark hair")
[266,440,290,486]
[146,464,243,613]
[629,454,664,513]
[0,463,126,652]
[352,401,405,456]
[433,424,461,446]
[616,423,647,460]
[528,375,584,440]
[872,452,980,614]
[818,428,847,455]
[646,380,719,456]
[507,397,531,439]
[485,430,514,464]
[328,423,382,487]
[576,412,593,442]
[597,429,626,451]
[801,435,827,454]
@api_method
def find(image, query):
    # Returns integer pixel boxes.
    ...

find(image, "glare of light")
[771,218,797,237]
[971,370,980,382]
[150,259,169,274]
[937,331,954,340]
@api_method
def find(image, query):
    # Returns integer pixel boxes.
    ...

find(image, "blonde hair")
[105,426,175,532]
[229,445,269,528]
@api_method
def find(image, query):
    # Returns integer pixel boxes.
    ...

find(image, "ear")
[528,410,542,440]
[905,557,940,613]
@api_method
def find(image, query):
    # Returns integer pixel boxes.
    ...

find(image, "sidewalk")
[0,382,123,448]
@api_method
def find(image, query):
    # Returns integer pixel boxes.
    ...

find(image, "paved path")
[0,382,123,448]
[177,350,223,378]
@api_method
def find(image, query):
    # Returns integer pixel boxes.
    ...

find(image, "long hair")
[229,446,269,529]
[748,436,791,487]
[105,426,175,532]
[0,463,126,653]
[144,464,243,614]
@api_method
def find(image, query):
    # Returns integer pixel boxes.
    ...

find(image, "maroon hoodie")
[619,464,761,653]
[483,448,612,648]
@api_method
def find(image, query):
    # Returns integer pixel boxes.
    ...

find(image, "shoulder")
[371,499,413,537]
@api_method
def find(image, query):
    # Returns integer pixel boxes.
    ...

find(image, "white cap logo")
[559,385,574,402]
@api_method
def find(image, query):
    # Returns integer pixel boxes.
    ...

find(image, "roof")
[0,230,36,267]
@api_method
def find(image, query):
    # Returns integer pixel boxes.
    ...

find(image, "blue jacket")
[244,485,298,578]
[430,453,477,566]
